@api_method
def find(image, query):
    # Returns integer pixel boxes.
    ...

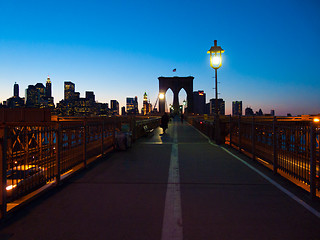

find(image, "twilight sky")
[0,0,319,116]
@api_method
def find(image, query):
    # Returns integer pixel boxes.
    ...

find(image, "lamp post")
[207,40,224,144]
[183,100,187,114]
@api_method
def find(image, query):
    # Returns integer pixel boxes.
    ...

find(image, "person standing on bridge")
[160,112,170,134]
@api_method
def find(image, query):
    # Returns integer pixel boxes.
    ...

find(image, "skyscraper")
[126,97,138,114]
[14,82,19,97]
[64,81,75,101]
[232,101,242,116]
[134,96,138,114]
[6,82,24,108]
[35,83,46,100]
[142,92,152,115]
[26,85,39,107]
[85,91,95,102]
[46,76,52,98]
[210,98,225,115]
[193,90,206,114]
[110,100,119,115]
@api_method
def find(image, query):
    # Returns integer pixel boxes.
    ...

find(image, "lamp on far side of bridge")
[207,40,224,144]
[159,93,165,100]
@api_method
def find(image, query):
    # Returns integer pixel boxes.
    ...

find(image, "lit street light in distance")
[159,93,165,100]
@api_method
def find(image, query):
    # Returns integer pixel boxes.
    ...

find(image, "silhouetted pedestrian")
[180,113,184,123]
[161,112,169,134]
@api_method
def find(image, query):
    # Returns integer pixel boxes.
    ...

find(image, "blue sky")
[0,0,319,116]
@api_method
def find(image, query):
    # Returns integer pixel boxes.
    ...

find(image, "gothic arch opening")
[166,88,174,113]
[179,88,187,113]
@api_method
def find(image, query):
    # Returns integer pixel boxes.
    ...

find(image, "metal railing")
[0,115,160,218]
[188,115,320,199]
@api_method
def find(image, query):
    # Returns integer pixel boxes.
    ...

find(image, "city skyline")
[0,0,319,116]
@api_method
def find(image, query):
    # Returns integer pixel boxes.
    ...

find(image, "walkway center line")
[161,121,183,240]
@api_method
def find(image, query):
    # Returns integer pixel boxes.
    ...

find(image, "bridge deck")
[1,119,320,240]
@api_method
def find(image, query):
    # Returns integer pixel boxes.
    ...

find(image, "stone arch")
[158,76,194,114]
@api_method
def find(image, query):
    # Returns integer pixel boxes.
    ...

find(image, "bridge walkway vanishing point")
[0,118,320,240]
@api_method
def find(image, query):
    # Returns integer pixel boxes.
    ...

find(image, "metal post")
[0,126,8,219]
[101,121,104,157]
[83,120,87,168]
[273,117,278,175]
[238,115,242,152]
[214,68,220,144]
[252,116,255,161]
[229,115,232,146]
[310,122,316,199]
[55,124,61,185]
[112,116,116,149]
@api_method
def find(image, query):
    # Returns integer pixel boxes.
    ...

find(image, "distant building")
[256,109,263,116]
[26,85,39,107]
[270,109,275,116]
[193,90,206,114]
[205,103,210,114]
[245,107,254,116]
[14,82,19,97]
[74,92,80,99]
[126,97,134,113]
[126,97,138,115]
[25,77,55,109]
[121,106,126,115]
[6,82,25,108]
[35,83,46,100]
[134,96,138,114]
[142,92,152,115]
[46,76,52,98]
[209,98,225,115]
[232,101,242,116]
[98,103,109,116]
[74,97,94,116]
[110,100,119,115]
[64,81,75,101]
[86,91,95,102]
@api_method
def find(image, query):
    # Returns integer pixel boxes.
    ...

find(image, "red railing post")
[101,120,104,157]
[83,120,87,168]
[238,115,242,152]
[252,116,255,161]
[273,117,278,175]
[55,123,61,185]
[310,122,316,199]
[229,115,232,146]
[0,126,8,219]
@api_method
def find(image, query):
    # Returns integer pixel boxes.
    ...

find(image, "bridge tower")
[158,76,194,114]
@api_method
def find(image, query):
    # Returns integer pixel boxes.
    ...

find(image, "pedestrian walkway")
[0,118,320,240]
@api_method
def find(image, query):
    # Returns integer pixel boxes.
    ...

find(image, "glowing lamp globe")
[207,40,224,69]
[159,93,165,100]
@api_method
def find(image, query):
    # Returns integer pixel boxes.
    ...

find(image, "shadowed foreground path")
[0,119,320,240]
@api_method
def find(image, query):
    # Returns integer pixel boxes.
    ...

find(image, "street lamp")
[183,100,187,113]
[207,40,224,144]
[159,93,165,100]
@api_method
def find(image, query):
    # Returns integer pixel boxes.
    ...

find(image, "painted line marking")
[161,121,183,240]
